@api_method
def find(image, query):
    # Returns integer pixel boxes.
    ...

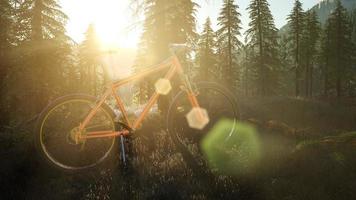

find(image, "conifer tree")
[240,44,258,96]
[350,8,356,95]
[31,0,70,111]
[278,34,294,96]
[287,0,305,97]
[134,0,197,111]
[9,0,71,115]
[12,0,32,43]
[0,0,13,85]
[132,34,153,104]
[246,0,280,95]
[78,24,105,95]
[196,18,216,81]
[301,10,320,97]
[324,0,353,97]
[0,0,14,125]
[320,25,331,96]
[351,9,356,44]
[216,0,242,89]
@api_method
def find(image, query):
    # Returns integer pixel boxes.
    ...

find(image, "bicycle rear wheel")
[35,94,116,171]
[167,82,240,169]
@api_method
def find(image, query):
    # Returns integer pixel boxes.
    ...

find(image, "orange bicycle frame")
[78,55,200,140]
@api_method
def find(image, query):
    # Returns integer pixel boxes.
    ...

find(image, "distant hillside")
[280,0,356,34]
[313,0,356,24]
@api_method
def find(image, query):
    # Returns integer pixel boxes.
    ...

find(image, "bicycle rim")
[39,99,116,170]
[167,82,240,166]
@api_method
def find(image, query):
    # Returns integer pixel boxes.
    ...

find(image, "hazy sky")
[60,0,320,48]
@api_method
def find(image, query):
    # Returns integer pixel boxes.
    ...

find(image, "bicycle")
[35,44,240,171]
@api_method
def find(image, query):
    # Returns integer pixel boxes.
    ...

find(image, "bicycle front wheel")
[35,94,116,171]
[167,82,240,169]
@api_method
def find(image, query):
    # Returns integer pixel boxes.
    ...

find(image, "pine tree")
[350,8,356,96]
[0,0,14,125]
[320,25,331,96]
[8,0,71,116]
[351,9,356,44]
[278,33,294,96]
[12,0,32,43]
[287,0,305,97]
[134,0,197,111]
[132,34,154,104]
[324,0,353,97]
[0,0,13,85]
[216,0,242,89]
[196,18,216,81]
[246,0,280,95]
[30,0,70,111]
[240,44,258,96]
[78,24,105,95]
[301,10,320,97]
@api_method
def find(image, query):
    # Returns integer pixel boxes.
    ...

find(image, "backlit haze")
[60,0,319,77]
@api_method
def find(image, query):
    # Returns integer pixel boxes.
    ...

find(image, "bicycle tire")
[166,82,240,171]
[35,94,117,171]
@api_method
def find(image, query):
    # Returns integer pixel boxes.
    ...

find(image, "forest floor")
[0,97,356,200]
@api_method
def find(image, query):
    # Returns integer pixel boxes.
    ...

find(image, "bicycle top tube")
[110,56,178,84]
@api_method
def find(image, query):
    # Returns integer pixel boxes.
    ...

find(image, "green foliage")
[216,0,242,89]
[195,18,217,81]
[351,8,356,44]
[0,0,14,125]
[133,0,198,107]
[246,0,280,95]
[287,0,305,96]
[301,10,320,97]
[78,24,107,95]
[322,0,354,97]
[278,34,294,96]
[2,0,73,123]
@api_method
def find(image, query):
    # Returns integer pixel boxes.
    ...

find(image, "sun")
[92,0,138,49]
[63,0,139,49]
[94,17,123,50]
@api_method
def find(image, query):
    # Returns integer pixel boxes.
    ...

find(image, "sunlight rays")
[63,0,139,49]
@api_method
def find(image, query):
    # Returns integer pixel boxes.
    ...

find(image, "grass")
[0,97,355,199]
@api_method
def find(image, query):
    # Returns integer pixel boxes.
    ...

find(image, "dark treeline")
[1,0,356,127]
[0,0,107,126]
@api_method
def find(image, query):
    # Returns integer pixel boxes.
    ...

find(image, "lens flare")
[185,107,209,130]
[201,119,261,176]
[154,78,172,95]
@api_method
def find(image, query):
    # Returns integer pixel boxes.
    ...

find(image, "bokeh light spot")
[185,107,209,130]
[155,78,172,95]
[201,119,261,176]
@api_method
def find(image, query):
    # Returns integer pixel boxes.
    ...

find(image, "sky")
[60,0,320,48]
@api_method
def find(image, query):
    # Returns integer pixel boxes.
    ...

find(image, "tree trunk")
[305,60,309,97]
[336,75,341,98]
[295,11,300,97]
[309,63,313,97]
[257,2,264,96]
[227,0,232,88]
[324,64,328,96]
